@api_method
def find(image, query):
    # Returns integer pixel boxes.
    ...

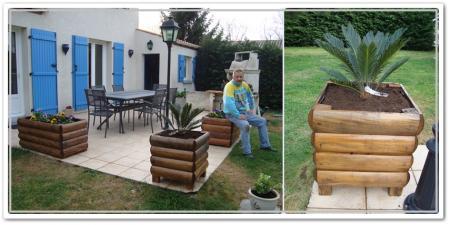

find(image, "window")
[178,55,195,84]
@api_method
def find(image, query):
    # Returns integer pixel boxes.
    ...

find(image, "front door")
[9,30,24,123]
[144,54,159,90]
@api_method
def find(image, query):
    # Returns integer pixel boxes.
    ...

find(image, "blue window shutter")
[72,35,89,111]
[178,55,185,82]
[113,42,124,86]
[192,56,196,88]
[30,28,58,114]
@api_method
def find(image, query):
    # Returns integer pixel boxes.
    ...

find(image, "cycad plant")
[163,103,205,135]
[315,24,409,98]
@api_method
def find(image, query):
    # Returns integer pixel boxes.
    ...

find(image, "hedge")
[194,37,282,110]
[285,11,437,51]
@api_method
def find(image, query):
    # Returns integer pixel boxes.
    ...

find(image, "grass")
[10,111,282,211]
[284,47,436,211]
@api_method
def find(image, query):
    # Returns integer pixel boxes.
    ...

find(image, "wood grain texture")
[202,117,232,126]
[209,138,231,147]
[315,152,413,172]
[313,133,418,155]
[316,170,410,187]
[150,166,193,182]
[151,156,194,172]
[150,131,209,151]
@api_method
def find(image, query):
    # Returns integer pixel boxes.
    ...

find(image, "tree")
[162,10,218,45]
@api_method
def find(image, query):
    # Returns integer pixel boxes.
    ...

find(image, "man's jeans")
[226,112,271,155]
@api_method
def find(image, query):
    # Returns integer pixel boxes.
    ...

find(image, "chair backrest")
[112,85,124,92]
[90,89,109,109]
[168,88,177,104]
[153,84,167,90]
[92,85,106,91]
[152,89,166,107]
[84,89,94,107]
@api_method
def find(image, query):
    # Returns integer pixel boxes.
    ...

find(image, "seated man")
[223,69,275,159]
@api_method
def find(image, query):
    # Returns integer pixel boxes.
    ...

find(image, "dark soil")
[251,189,278,199]
[320,84,414,112]
[158,130,204,139]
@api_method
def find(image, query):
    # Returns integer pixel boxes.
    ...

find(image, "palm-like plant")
[315,24,409,98]
[163,103,205,135]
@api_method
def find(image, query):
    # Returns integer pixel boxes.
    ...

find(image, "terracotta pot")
[17,117,88,158]
[309,82,424,196]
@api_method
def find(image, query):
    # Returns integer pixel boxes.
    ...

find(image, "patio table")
[105,90,156,134]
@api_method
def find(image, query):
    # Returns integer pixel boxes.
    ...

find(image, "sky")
[138,10,283,41]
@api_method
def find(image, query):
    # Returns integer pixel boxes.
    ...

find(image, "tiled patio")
[306,145,429,213]
[10,111,235,193]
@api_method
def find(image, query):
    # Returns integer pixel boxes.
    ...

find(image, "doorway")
[9,29,24,123]
[144,54,160,90]
[88,42,105,88]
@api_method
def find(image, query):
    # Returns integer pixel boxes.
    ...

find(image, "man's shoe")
[243,153,255,159]
[260,147,277,152]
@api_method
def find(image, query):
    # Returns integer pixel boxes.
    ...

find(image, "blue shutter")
[72,35,89,111]
[113,42,124,86]
[192,56,196,88]
[178,55,185,82]
[30,28,58,114]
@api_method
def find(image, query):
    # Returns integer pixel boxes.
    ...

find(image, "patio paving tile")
[133,161,151,172]
[412,145,428,171]
[113,157,143,167]
[307,181,366,209]
[97,163,129,176]
[366,171,417,210]
[306,208,367,214]
[94,152,125,163]
[119,168,149,181]
[60,154,90,165]
[79,158,109,170]
[127,151,150,160]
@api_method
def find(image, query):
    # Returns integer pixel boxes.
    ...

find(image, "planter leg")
[318,185,332,195]
[187,182,194,190]
[388,187,403,196]
[152,176,160,183]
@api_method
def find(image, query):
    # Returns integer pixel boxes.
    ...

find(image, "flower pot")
[17,117,88,158]
[308,82,424,196]
[149,130,210,190]
[248,188,280,210]
[201,116,240,147]
[63,108,74,117]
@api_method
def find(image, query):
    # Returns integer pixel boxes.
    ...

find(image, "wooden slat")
[150,133,196,151]
[150,166,193,182]
[150,156,194,172]
[62,135,88,149]
[195,152,208,166]
[194,160,208,178]
[17,118,61,132]
[202,124,232,133]
[316,170,409,187]
[62,128,88,141]
[18,126,61,141]
[313,133,417,155]
[150,145,194,161]
[61,120,87,133]
[62,142,88,158]
[19,140,62,158]
[207,130,232,139]
[315,152,413,172]
[209,138,231,147]
[309,107,423,136]
[18,133,61,149]
[202,117,232,126]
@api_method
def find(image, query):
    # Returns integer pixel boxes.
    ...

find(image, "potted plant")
[149,103,209,190]
[17,111,88,158]
[309,24,424,196]
[175,89,187,107]
[248,173,280,210]
[201,110,240,147]
[63,105,74,117]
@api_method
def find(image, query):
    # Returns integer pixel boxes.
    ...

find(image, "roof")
[232,40,283,49]
[136,28,200,50]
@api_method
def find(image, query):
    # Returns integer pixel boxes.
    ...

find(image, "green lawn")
[10,112,282,211]
[284,47,436,211]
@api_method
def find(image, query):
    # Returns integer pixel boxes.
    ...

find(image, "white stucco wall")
[134,29,197,93]
[10,9,139,113]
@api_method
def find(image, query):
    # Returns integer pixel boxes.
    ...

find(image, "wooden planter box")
[149,131,210,190]
[17,117,88,158]
[308,82,424,196]
[201,116,239,147]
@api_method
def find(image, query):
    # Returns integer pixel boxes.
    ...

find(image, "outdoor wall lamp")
[128,49,134,57]
[147,40,153,51]
[160,16,179,130]
[62,44,70,55]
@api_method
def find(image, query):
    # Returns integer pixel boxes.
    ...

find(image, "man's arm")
[223,83,241,119]
[243,82,255,112]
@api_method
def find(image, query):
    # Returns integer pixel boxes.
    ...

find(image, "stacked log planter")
[17,117,88,158]
[201,116,239,147]
[308,83,424,196]
[149,131,210,190]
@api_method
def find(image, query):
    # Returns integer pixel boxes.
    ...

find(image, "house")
[9,8,199,124]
